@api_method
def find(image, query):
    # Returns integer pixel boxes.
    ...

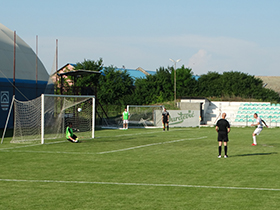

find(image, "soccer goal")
[127,105,164,128]
[2,94,95,144]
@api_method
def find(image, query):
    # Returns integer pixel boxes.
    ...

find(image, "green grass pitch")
[0,127,279,209]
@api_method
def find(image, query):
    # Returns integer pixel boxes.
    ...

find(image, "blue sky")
[1,0,280,76]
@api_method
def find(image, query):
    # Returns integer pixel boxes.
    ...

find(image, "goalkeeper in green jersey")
[122,108,130,130]
[66,122,79,143]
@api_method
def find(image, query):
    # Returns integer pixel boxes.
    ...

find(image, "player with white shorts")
[251,113,268,146]
[122,108,130,130]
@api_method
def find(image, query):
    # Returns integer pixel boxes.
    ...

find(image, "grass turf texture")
[0,127,279,209]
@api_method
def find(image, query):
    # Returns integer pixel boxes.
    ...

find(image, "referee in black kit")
[162,108,169,131]
[215,113,230,158]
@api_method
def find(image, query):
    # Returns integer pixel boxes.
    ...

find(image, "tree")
[59,57,280,104]
[74,58,104,89]
[196,71,280,102]
[55,59,104,95]
[133,67,173,104]
[175,65,198,98]
[197,71,221,97]
[98,66,134,105]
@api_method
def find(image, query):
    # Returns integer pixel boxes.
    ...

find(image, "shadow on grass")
[231,152,278,157]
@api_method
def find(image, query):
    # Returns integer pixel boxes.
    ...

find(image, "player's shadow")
[231,152,278,157]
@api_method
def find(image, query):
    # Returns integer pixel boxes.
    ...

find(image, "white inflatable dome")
[0,23,49,81]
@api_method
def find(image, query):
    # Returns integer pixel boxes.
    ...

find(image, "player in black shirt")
[215,113,230,158]
[162,108,169,131]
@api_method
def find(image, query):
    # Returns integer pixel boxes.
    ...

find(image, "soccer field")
[0,127,279,209]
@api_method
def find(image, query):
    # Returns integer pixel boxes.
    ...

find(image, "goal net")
[7,94,95,144]
[127,105,163,128]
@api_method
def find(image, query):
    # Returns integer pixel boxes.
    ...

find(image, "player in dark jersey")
[215,113,230,158]
[162,108,169,131]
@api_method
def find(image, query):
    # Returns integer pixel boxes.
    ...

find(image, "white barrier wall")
[167,110,200,127]
[155,110,200,127]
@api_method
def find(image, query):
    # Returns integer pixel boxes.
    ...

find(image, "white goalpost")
[1,94,95,144]
[127,105,164,128]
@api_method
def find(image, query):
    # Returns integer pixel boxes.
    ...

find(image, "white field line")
[97,136,207,154]
[0,150,94,155]
[0,140,67,151]
[95,128,188,139]
[0,129,189,151]
[0,178,279,191]
[0,136,208,155]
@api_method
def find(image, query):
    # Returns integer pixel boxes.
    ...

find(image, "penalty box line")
[0,129,191,152]
[96,128,189,139]
[0,140,67,151]
[97,136,208,154]
[0,178,279,192]
[0,136,208,155]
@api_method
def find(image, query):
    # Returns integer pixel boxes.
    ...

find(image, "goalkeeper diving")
[66,122,79,143]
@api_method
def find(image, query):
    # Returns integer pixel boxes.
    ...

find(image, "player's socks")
[253,136,257,145]
[167,126,169,131]
[218,146,221,156]
[224,146,227,156]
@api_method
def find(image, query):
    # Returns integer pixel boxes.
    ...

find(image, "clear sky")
[1,0,280,76]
